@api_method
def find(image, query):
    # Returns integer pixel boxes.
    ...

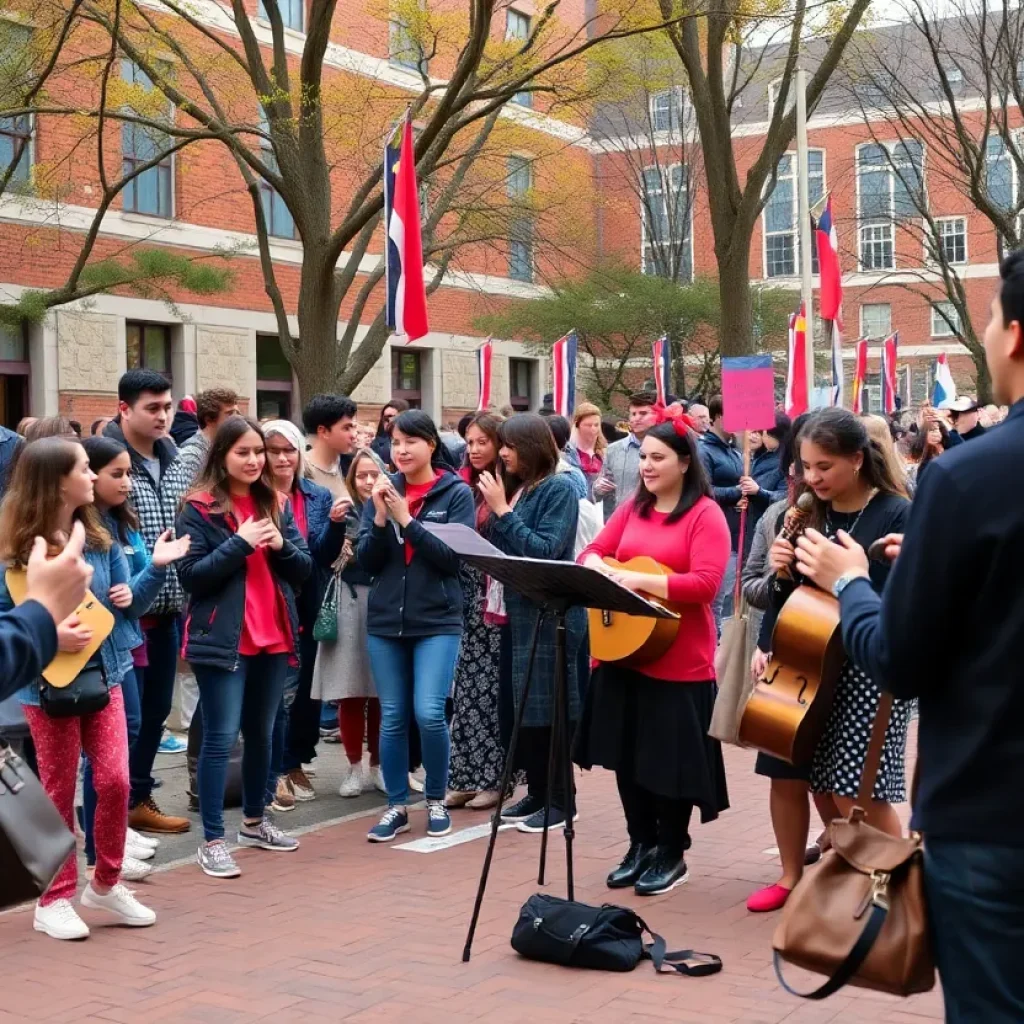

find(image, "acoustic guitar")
[738,585,844,765]
[587,556,680,665]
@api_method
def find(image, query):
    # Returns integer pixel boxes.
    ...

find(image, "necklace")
[824,489,877,541]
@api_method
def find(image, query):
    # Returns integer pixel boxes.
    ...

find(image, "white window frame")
[761,149,825,279]
[943,64,963,86]
[257,0,304,32]
[639,162,693,283]
[931,301,961,338]
[930,216,968,265]
[506,9,532,107]
[860,302,892,340]
[0,19,34,188]
[506,153,532,198]
[855,140,926,271]
[649,87,684,134]
[389,13,427,74]
[767,77,795,120]
[120,59,176,221]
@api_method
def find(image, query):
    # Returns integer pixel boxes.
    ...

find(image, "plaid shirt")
[104,422,185,615]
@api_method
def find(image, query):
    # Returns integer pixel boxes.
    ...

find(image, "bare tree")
[840,0,1024,400]
[655,0,874,357]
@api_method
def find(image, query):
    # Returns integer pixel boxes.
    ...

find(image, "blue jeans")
[130,616,180,806]
[924,838,1024,1022]
[711,550,738,640]
[367,634,461,805]
[193,653,288,841]
[83,670,140,864]
[266,663,300,804]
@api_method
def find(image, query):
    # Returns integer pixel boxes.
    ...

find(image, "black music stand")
[420,524,677,963]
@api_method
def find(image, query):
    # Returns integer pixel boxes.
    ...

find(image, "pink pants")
[23,687,129,905]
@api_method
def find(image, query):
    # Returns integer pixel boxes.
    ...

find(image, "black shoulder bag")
[511,894,722,976]
[39,656,109,718]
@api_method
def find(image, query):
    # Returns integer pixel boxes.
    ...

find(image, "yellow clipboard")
[5,568,115,688]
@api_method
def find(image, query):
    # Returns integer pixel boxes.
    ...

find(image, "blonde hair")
[861,414,909,499]
[572,402,607,455]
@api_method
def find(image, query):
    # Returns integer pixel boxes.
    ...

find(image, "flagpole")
[796,66,815,408]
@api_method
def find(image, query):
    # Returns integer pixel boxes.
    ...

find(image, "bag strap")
[773,902,887,1000]
[856,691,894,808]
[634,914,723,977]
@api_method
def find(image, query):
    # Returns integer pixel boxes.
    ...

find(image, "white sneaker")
[34,899,89,940]
[127,827,159,850]
[408,771,424,794]
[338,763,362,798]
[120,856,153,882]
[80,882,156,927]
[126,839,155,861]
[366,764,386,794]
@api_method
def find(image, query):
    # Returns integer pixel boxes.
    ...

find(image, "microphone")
[777,491,814,580]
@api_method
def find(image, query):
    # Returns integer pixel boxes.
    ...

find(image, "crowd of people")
[0,257,1022,1022]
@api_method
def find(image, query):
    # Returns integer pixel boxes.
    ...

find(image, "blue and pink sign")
[721,354,776,434]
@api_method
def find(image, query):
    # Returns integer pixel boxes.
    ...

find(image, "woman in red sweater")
[576,414,730,896]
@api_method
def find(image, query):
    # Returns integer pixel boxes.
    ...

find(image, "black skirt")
[754,752,811,782]
[574,664,729,824]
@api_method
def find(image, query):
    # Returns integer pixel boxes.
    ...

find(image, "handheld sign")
[721,354,777,434]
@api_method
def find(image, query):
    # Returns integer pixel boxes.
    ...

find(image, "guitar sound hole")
[601,610,612,627]
[796,676,809,705]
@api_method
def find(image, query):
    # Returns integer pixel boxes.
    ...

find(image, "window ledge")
[269,235,303,249]
[120,211,176,227]
[255,16,306,41]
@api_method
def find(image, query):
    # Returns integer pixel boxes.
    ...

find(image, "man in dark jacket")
[948,396,987,442]
[170,395,200,446]
[700,394,743,636]
[105,370,190,835]
[794,250,1024,1023]
[0,423,22,497]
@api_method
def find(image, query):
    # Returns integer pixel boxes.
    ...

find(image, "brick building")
[0,7,1005,428]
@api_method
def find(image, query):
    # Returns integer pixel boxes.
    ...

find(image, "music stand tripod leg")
[462,608,545,963]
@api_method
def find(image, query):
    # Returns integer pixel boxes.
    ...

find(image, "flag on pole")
[384,113,429,343]
[477,339,493,410]
[829,321,844,407]
[552,331,578,417]
[652,335,671,406]
[851,338,868,414]
[881,332,899,415]
[814,196,843,324]
[784,304,809,417]
[932,352,957,408]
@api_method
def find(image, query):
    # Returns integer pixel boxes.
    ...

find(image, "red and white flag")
[784,304,809,418]
[476,339,493,410]
[384,114,429,343]
[851,339,868,414]
[881,332,899,415]
[815,196,843,325]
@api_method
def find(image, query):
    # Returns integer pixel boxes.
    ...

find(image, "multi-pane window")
[256,334,293,420]
[0,23,33,186]
[258,0,303,30]
[649,88,683,133]
[985,135,1023,253]
[641,164,693,282]
[860,302,892,340]
[121,61,173,217]
[763,151,824,278]
[509,357,533,411]
[258,110,296,239]
[509,217,534,282]
[931,301,961,337]
[506,10,532,107]
[507,155,531,198]
[767,79,794,119]
[126,322,172,383]
[934,216,967,264]
[391,348,422,407]
[857,141,924,270]
[389,15,427,74]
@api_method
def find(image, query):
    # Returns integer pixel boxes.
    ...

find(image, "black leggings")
[520,726,575,810]
[616,770,693,858]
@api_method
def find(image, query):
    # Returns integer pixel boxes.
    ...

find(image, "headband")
[653,402,696,438]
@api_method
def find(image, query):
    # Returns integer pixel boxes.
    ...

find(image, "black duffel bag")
[511,894,722,976]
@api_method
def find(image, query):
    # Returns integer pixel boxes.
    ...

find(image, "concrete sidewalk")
[0,731,944,1023]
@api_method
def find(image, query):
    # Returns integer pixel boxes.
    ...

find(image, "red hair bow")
[654,402,695,437]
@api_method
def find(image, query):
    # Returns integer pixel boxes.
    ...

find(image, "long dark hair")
[909,418,948,468]
[391,409,445,471]
[462,411,504,491]
[633,422,712,524]
[188,416,280,524]
[83,436,139,542]
[497,413,559,499]
[376,398,410,438]
[797,408,905,529]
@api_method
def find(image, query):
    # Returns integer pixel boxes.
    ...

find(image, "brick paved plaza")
[0,733,943,1024]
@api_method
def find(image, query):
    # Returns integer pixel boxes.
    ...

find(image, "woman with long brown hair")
[176,416,313,879]
[447,411,508,810]
[0,438,157,939]
[568,401,606,499]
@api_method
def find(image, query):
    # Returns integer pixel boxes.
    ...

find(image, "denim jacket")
[100,511,167,673]
[0,543,130,706]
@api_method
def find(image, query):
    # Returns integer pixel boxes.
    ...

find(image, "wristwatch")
[831,571,866,599]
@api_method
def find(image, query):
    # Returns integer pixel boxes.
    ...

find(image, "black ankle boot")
[634,847,689,896]
[606,842,656,889]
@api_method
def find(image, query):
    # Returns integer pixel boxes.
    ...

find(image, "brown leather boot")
[129,797,191,834]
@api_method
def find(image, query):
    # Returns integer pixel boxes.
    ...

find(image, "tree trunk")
[292,246,345,400]
[970,347,993,405]
[717,251,755,358]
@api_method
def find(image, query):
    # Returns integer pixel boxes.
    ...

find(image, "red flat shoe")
[746,883,792,913]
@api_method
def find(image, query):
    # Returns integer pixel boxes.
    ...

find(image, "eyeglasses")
[266,446,297,457]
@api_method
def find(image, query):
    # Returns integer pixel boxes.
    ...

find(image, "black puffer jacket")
[176,492,313,669]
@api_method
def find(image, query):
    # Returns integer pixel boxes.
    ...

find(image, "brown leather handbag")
[772,694,935,999]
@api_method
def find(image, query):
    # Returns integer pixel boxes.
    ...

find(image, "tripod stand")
[416,524,677,963]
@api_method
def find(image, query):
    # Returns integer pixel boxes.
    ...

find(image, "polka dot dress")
[810,660,913,803]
